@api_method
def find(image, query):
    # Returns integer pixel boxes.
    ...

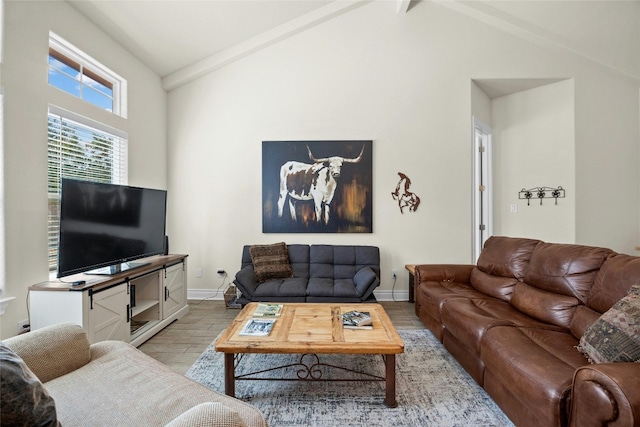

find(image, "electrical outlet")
[17,319,30,334]
[391,269,397,279]
[195,268,202,278]
[217,268,225,277]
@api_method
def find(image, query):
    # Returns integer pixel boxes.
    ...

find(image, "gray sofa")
[234,244,380,304]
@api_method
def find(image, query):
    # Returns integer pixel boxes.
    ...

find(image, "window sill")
[0,297,16,315]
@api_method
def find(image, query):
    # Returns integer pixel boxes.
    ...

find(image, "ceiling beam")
[397,0,412,14]
[162,0,371,91]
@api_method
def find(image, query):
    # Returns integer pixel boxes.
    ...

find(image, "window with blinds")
[47,108,128,273]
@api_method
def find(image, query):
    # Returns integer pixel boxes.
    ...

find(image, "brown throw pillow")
[249,242,294,283]
[577,284,640,363]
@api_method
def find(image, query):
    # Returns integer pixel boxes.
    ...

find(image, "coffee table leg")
[224,353,235,397]
[384,354,397,408]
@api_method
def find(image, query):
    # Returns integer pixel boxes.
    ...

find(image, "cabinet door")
[163,263,185,318]
[88,283,130,344]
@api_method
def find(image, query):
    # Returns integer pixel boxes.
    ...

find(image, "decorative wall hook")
[518,186,565,206]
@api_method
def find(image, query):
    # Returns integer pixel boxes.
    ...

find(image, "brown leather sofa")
[414,236,640,427]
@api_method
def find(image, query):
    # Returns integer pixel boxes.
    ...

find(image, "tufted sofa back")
[470,236,640,337]
[240,244,380,280]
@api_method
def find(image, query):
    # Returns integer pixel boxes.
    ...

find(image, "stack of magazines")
[341,310,373,329]
[239,303,284,336]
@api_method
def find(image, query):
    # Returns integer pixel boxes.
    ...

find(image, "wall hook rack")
[519,186,565,206]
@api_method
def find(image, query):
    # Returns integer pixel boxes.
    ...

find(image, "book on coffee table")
[341,310,373,329]
[240,318,276,336]
[253,303,283,317]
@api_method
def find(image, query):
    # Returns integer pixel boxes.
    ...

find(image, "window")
[48,32,127,117]
[47,106,128,273]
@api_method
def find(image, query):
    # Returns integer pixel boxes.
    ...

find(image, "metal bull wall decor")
[262,141,373,233]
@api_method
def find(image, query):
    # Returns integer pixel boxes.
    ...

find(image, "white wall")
[493,80,575,242]
[1,0,167,339]
[167,1,639,297]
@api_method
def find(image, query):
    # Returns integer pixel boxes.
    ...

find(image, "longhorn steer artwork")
[277,145,364,225]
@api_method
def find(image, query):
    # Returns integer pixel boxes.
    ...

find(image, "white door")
[473,118,493,262]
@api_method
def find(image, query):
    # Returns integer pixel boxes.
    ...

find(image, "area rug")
[186,329,514,427]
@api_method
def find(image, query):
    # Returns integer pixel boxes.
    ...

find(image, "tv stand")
[88,261,151,276]
[29,254,188,347]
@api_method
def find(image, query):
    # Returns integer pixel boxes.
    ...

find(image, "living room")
[1,0,638,343]
[1,1,639,425]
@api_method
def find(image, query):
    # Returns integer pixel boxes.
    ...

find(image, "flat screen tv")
[57,178,167,278]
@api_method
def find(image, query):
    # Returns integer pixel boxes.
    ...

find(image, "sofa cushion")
[252,278,307,299]
[469,268,519,302]
[309,245,380,279]
[475,236,540,279]
[441,297,565,354]
[0,342,60,427]
[3,322,91,383]
[307,278,360,300]
[588,254,640,313]
[482,326,587,427]
[524,242,613,303]
[165,402,248,427]
[249,242,294,283]
[577,284,640,364]
[353,266,379,298]
[46,340,268,426]
[510,282,580,329]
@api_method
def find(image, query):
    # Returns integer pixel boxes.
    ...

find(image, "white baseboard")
[188,289,227,300]
[187,289,410,302]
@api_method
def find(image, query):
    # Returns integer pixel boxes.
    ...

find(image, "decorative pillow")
[577,284,640,363]
[249,242,294,283]
[0,342,60,426]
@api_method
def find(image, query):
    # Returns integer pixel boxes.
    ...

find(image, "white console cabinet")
[30,255,188,347]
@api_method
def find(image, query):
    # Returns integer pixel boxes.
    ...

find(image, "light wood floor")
[138,300,425,375]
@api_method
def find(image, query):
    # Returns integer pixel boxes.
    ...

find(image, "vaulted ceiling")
[66,0,639,91]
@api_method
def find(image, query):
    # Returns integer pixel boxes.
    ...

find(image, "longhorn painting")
[262,141,373,233]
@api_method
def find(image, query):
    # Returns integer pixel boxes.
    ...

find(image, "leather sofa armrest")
[570,363,640,427]
[414,264,474,285]
[165,403,249,427]
[233,265,259,299]
[3,323,91,383]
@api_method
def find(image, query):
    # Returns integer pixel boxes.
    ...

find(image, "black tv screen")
[57,178,167,278]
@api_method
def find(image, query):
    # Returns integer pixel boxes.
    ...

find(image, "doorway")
[473,117,493,262]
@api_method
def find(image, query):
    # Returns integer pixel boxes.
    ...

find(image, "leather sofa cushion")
[481,326,588,427]
[416,280,491,323]
[476,236,540,279]
[441,298,565,354]
[569,305,602,339]
[510,282,579,329]
[588,253,640,313]
[469,268,518,302]
[524,242,613,302]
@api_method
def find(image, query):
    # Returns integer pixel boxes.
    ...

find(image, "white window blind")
[47,107,128,273]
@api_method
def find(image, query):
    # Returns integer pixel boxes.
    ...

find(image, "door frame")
[472,117,493,262]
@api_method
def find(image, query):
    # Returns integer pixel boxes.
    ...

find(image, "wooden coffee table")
[215,302,405,407]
